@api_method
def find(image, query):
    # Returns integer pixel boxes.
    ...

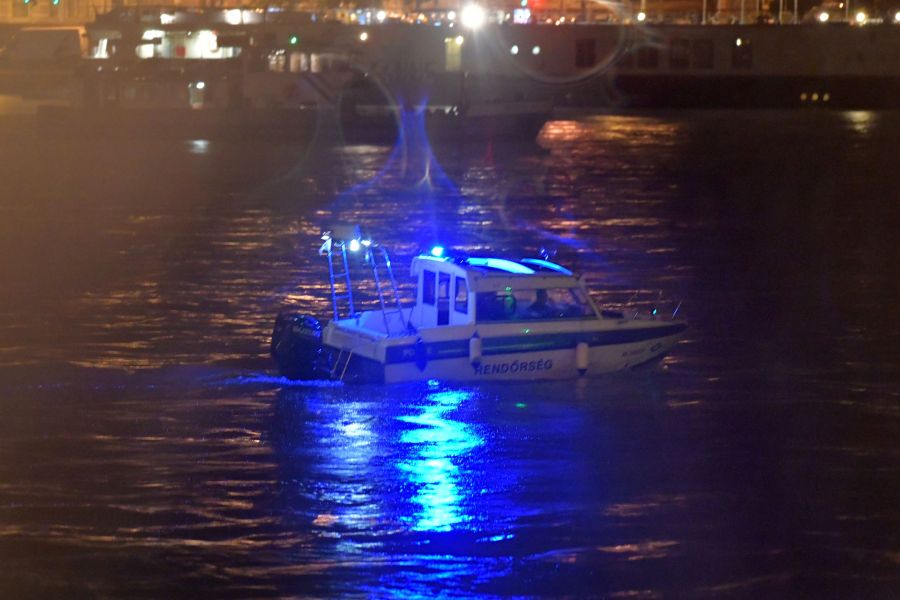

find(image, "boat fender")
[575,341,589,376]
[469,331,482,368]
[414,337,428,372]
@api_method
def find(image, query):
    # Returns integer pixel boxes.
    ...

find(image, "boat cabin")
[408,254,598,330]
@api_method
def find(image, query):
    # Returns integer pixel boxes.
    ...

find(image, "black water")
[0,110,898,598]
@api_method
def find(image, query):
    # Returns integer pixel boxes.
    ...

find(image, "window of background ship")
[637,46,659,69]
[575,39,597,69]
[670,39,691,69]
[692,39,714,69]
[732,38,753,69]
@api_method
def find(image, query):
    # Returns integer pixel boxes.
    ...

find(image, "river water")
[0,109,898,598]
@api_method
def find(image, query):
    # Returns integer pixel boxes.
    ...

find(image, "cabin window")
[732,39,753,69]
[454,277,468,314]
[423,270,435,305]
[475,288,594,323]
[636,46,659,69]
[692,39,714,69]
[575,38,596,69]
[438,272,450,326]
[669,39,690,69]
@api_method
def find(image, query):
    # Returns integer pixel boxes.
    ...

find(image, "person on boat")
[527,289,556,319]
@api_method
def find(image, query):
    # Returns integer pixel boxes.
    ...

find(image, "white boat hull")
[322,320,686,384]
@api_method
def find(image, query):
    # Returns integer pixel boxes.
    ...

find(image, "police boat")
[271,226,687,384]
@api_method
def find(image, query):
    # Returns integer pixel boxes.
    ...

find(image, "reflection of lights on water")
[845,111,875,136]
[397,389,482,532]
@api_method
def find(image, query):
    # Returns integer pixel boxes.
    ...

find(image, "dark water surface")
[0,110,898,598]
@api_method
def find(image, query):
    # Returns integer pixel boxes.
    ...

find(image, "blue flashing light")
[430,245,445,258]
[466,258,535,274]
[348,239,361,252]
[652,308,658,316]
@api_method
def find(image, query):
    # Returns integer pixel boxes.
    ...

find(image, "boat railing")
[319,226,411,336]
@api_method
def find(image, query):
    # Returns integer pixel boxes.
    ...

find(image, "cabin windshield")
[475,287,595,322]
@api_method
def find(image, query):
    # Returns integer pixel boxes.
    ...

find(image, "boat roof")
[411,254,580,291]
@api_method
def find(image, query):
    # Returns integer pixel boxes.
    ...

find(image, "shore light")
[225,9,242,25]
[854,10,866,24]
[359,31,369,41]
[818,11,829,22]
[461,4,486,29]
[195,81,206,90]
[636,11,647,22]
[376,10,387,22]
[895,11,900,22]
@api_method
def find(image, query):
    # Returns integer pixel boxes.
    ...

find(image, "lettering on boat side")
[473,359,553,376]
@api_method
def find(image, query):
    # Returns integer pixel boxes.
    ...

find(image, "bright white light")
[359,31,369,41]
[532,45,540,55]
[510,44,519,55]
[198,30,218,53]
[225,9,242,25]
[818,11,829,22]
[461,4,486,29]
[160,13,175,25]
[430,246,445,258]
[636,11,646,22]
[142,29,164,41]
[376,10,387,22]
[447,10,456,20]
[895,10,900,22]
[349,239,361,252]
[854,10,866,24]
[735,38,743,46]
[195,81,206,90]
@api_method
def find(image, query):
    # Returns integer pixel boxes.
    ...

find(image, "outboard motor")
[271,313,330,380]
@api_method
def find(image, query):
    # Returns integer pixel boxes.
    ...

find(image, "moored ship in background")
[2,3,898,139]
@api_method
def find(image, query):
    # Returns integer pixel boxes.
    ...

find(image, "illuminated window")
[444,37,462,71]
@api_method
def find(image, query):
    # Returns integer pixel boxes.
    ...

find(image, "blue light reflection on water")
[396,388,483,532]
